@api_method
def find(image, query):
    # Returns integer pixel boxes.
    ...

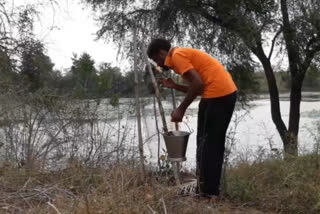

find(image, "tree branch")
[280,0,301,72]
[253,44,288,141]
[268,27,283,60]
[127,9,153,16]
[194,7,225,27]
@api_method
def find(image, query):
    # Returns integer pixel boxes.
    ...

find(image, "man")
[147,38,237,198]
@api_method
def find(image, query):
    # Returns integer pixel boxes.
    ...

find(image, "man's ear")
[159,49,168,58]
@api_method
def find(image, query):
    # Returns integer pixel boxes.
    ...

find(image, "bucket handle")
[183,121,194,134]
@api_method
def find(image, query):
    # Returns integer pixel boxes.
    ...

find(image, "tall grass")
[225,154,320,213]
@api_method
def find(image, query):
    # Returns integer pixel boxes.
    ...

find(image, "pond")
[138,92,320,168]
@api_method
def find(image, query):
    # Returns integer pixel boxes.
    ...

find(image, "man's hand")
[171,107,185,122]
[160,78,176,89]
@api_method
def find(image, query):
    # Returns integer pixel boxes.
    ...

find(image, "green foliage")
[97,63,113,94]
[60,53,139,99]
[19,40,55,92]
[0,2,59,93]
[97,63,124,96]
[17,6,59,93]
[69,53,98,98]
[228,62,259,103]
[121,71,136,97]
[109,94,119,107]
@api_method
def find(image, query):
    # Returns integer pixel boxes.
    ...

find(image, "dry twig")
[161,197,168,214]
[47,201,62,214]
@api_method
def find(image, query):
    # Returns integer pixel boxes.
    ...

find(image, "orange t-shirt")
[164,48,237,98]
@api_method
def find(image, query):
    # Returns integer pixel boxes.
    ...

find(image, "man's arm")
[160,78,189,93]
[173,83,189,93]
[171,69,204,122]
[179,69,204,110]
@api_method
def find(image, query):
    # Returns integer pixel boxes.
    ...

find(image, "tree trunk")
[153,96,161,169]
[254,46,289,146]
[280,0,304,156]
[286,74,304,156]
[256,44,304,156]
[133,26,145,179]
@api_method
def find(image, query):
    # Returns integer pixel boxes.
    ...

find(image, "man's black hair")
[147,38,171,58]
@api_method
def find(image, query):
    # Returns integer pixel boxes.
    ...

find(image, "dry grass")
[2,154,319,213]
[0,163,264,214]
[225,154,320,214]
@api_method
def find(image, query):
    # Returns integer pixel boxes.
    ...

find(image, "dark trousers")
[196,91,237,196]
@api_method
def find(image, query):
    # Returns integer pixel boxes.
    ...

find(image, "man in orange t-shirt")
[147,38,237,198]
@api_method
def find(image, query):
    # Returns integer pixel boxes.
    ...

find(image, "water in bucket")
[163,131,191,162]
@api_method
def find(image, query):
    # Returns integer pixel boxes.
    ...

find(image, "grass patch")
[225,154,320,213]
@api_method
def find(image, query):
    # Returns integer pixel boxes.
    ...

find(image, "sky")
[20,0,124,71]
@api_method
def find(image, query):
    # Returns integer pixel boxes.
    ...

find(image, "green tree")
[70,53,98,98]
[85,0,320,156]
[19,40,55,91]
[97,63,124,97]
[0,2,57,92]
[13,3,58,92]
[122,70,136,97]
[97,63,113,96]
[57,71,75,95]
[97,62,135,97]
